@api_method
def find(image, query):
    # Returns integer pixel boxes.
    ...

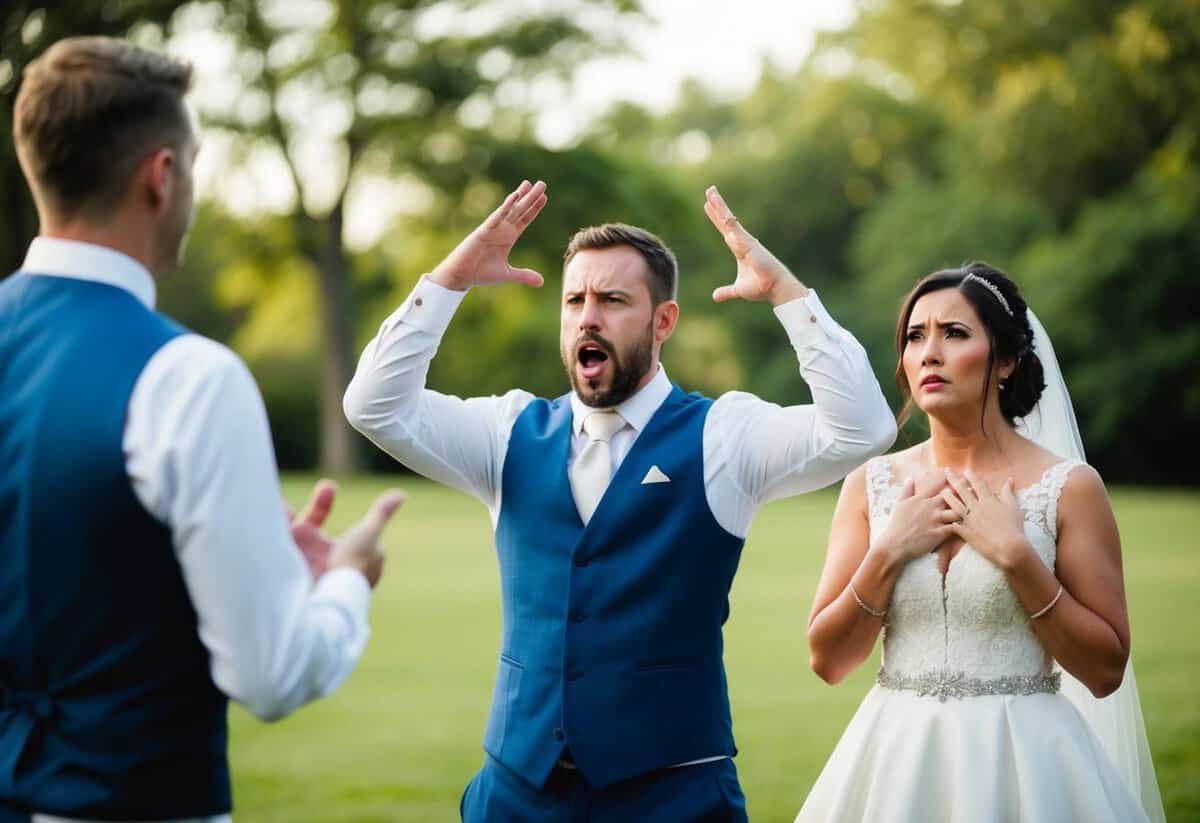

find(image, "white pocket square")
[641,465,671,485]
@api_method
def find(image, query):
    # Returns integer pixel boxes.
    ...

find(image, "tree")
[190,0,642,473]
[823,0,1200,482]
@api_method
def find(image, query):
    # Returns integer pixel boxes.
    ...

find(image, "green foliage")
[821,0,1200,481]
[588,69,949,407]
[581,0,1199,481]
[9,0,1197,482]
[187,0,646,471]
[1017,152,1200,481]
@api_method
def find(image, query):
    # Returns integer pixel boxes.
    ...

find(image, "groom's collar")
[570,364,672,436]
[22,236,156,309]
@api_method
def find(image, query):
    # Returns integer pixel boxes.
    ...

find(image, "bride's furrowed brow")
[909,319,971,331]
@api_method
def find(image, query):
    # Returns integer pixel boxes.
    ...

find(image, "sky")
[542,0,856,144]
[180,0,858,246]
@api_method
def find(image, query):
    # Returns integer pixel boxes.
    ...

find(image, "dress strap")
[1045,459,1084,537]
[1019,459,1084,539]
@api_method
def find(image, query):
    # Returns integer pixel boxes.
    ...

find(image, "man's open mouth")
[577,342,611,381]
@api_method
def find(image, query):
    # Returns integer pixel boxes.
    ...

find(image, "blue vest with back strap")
[0,273,230,819]
[489,385,746,788]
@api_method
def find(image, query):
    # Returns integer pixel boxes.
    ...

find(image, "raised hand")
[943,470,1031,570]
[428,180,549,292]
[873,478,960,564]
[703,185,808,307]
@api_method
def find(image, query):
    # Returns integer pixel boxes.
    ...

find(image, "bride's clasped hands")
[940,469,1030,571]
[869,472,958,569]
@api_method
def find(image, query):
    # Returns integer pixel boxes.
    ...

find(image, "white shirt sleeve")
[343,276,533,516]
[705,291,896,537]
[125,334,370,722]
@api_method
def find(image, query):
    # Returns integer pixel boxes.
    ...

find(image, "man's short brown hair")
[14,36,193,219]
[563,223,678,305]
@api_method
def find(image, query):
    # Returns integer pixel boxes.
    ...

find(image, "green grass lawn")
[226,476,1200,821]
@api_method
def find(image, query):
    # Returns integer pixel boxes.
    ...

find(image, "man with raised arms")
[344,180,896,820]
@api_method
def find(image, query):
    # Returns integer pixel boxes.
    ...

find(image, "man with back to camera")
[0,36,404,822]
[343,179,897,820]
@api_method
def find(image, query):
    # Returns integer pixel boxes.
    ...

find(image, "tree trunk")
[313,203,362,475]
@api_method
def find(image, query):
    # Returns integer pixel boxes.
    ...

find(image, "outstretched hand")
[703,185,807,307]
[429,180,549,292]
[288,479,405,588]
[328,489,406,588]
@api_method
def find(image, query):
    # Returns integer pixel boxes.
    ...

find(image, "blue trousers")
[461,755,748,822]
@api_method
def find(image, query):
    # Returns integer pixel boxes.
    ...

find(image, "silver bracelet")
[850,579,887,620]
[1029,584,1064,620]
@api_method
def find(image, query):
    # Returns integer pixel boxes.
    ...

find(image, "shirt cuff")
[385,274,468,337]
[312,566,372,622]
[773,289,838,350]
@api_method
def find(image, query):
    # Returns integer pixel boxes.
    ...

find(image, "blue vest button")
[565,666,583,681]
[553,728,566,741]
[573,554,589,567]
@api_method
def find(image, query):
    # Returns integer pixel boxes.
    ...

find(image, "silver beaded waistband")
[877,667,1061,702]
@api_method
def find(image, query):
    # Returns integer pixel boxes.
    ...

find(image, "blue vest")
[489,386,746,788]
[0,274,230,819]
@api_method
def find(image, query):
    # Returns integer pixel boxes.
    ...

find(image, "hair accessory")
[963,272,1013,317]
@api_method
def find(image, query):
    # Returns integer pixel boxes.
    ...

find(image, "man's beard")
[562,324,654,408]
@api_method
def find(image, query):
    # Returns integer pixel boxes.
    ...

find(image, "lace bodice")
[866,455,1081,687]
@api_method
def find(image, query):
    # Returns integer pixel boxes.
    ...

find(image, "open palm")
[703,185,803,305]
[431,180,549,290]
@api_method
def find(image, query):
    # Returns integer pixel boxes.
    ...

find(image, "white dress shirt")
[343,275,893,771]
[344,275,896,537]
[21,238,373,823]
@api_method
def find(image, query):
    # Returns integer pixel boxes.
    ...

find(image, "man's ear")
[654,300,680,344]
[143,147,177,213]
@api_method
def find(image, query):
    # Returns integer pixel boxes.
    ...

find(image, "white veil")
[1016,310,1166,823]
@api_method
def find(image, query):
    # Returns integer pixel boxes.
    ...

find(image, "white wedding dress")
[795,455,1151,823]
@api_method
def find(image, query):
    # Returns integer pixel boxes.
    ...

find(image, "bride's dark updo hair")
[894,262,1045,429]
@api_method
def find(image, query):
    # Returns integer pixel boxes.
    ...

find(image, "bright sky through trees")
[175,0,855,245]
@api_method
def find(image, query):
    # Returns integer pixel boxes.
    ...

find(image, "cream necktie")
[571,410,626,524]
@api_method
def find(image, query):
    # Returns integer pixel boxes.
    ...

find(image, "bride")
[796,263,1165,822]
